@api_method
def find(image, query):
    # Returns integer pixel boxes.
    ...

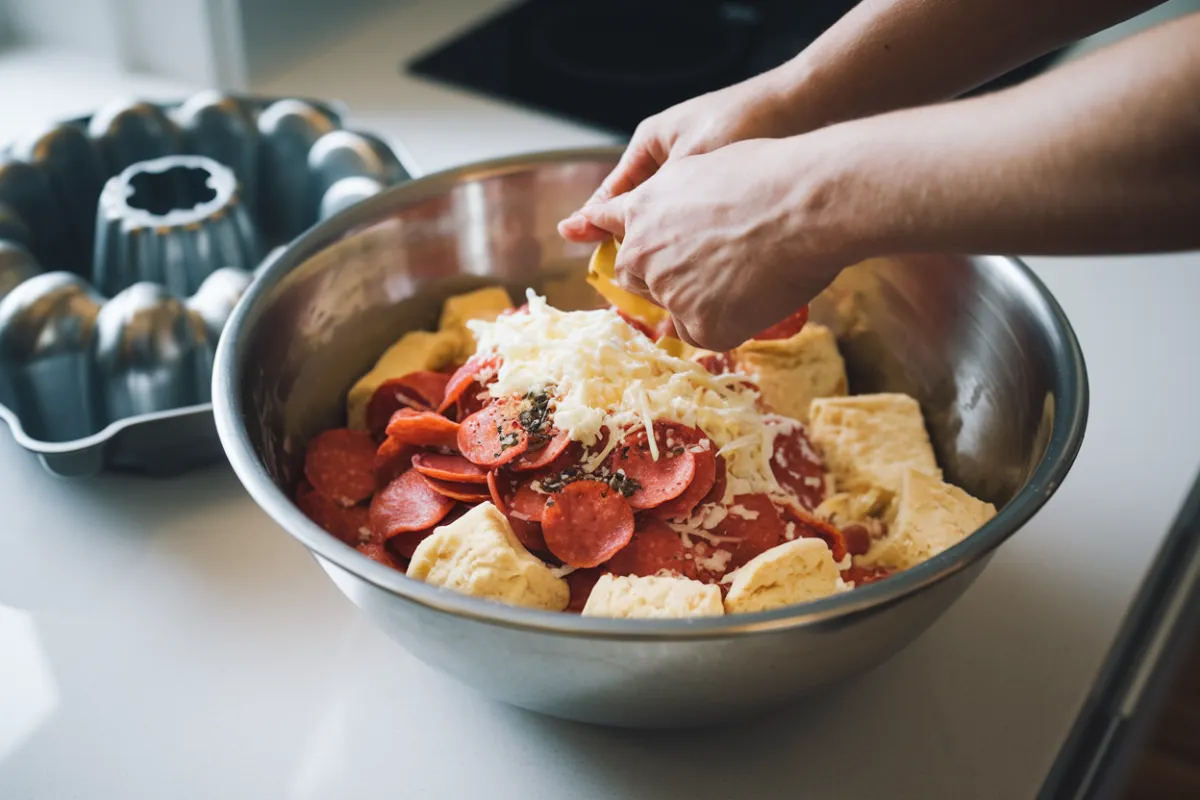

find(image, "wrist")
[770,121,901,269]
[740,56,831,139]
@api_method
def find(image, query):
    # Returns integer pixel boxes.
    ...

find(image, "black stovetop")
[406,0,1062,136]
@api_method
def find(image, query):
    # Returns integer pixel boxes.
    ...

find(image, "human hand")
[577,137,855,352]
[558,72,802,243]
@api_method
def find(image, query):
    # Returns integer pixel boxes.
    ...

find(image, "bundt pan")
[0,91,415,477]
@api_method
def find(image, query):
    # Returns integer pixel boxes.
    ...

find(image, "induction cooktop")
[405,0,1064,135]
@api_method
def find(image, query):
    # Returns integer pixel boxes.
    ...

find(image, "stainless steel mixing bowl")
[213,147,1088,728]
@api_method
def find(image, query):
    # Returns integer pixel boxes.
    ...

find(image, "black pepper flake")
[518,391,552,435]
[607,470,642,498]
[540,464,583,493]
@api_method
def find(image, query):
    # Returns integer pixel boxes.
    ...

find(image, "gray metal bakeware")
[0,91,415,477]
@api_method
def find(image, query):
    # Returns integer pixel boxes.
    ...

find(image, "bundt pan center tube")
[212,147,1088,727]
[0,91,416,477]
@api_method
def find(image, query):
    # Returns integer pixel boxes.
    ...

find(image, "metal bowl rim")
[213,145,1090,641]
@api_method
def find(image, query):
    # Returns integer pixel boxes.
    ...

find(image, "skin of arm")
[559,0,1168,241]
[826,10,1200,257]
[578,13,1200,351]
[767,0,1170,131]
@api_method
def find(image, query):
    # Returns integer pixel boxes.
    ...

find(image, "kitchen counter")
[3,3,1200,798]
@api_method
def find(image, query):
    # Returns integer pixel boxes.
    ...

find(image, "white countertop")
[3,2,1200,798]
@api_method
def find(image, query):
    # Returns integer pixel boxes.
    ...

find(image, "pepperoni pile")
[293,306,892,611]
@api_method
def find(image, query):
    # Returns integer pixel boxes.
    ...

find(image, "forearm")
[804,12,1200,258]
[760,0,1167,133]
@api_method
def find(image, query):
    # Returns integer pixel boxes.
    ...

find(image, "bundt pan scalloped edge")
[0,91,416,477]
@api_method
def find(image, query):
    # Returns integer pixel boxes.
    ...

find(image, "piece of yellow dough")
[586,237,669,330]
[808,393,942,494]
[407,502,570,611]
[438,286,514,335]
[581,574,724,619]
[346,287,515,428]
[734,322,848,422]
[346,330,463,429]
[856,468,996,571]
[724,538,842,614]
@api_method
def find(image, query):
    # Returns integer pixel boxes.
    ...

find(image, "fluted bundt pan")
[0,92,414,477]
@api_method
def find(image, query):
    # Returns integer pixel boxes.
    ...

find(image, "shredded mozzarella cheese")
[467,291,789,496]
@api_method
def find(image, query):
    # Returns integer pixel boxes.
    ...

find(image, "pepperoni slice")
[365,370,451,437]
[384,409,461,450]
[439,355,498,413]
[696,352,736,376]
[769,420,827,511]
[783,507,848,562]
[387,504,469,561]
[606,423,697,510]
[542,480,635,568]
[369,469,458,539]
[457,400,529,468]
[411,452,489,484]
[753,306,809,341]
[651,440,718,521]
[374,436,416,488]
[565,567,607,613]
[842,564,891,587]
[399,370,452,407]
[842,524,873,557]
[615,308,656,340]
[712,493,788,569]
[418,474,491,503]
[508,517,547,552]
[356,541,406,570]
[703,455,728,505]
[303,428,378,506]
[365,381,427,437]
[295,482,372,546]
[512,429,572,472]
[508,479,550,522]
[607,517,696,579]
[456,388,491,420]
[388,529,434,561]
[487,469,509,514]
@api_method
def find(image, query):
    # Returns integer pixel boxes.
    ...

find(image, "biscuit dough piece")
[808,393,941,493]
[724,538,842,614]
[347,330,464,429]
[407,502,569,611]
[438,286,514,362]
[582,574,724,619]
[857,468,996,571]
[438,286,514,335]
[734,323,848,422]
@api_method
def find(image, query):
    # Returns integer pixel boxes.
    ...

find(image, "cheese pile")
[466,290,787,499]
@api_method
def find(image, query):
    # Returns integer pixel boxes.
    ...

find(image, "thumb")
[589,140,660,206]
[557,138,661,242]
[578,193,629,241]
